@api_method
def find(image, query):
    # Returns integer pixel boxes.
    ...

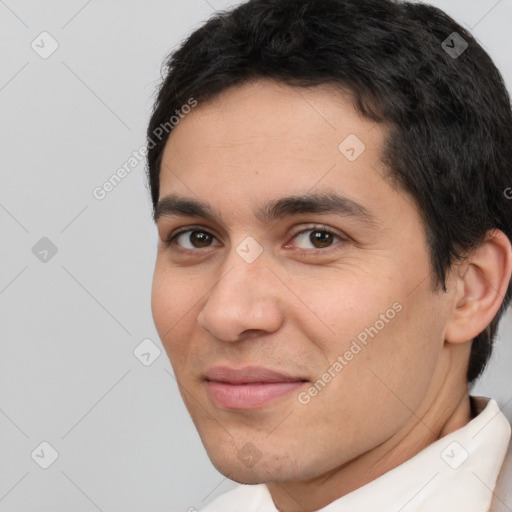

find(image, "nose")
[196,252,284,342]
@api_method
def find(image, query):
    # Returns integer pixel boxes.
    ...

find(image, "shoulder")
[199,483,272,512]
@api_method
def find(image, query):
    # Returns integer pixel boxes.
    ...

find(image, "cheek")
[291,268,398,350]
[301,267,442,394]
[150,264,170,334]
[150,263,194,360]
[345,292,445,418]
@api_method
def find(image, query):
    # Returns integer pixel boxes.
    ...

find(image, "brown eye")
[189,231,212,248]
[293,227,342,250]
[309,230,335,248]
[171,229,220,249]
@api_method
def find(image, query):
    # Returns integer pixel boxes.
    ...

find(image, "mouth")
[203,366,309,410]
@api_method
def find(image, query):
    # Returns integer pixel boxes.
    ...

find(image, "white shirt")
[201,396,511,512]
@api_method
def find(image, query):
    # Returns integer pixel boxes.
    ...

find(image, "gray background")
[1,0,511,511]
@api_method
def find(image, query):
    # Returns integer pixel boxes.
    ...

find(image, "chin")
[208,455,268,483]
[226,471,270,485]
[205,445,307,485]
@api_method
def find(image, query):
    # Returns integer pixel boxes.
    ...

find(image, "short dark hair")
[146,0,512,383]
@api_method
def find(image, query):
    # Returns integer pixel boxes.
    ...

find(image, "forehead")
[157,79,412,228]
[164,79,381,159]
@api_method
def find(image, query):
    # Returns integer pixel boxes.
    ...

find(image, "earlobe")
[445,229,512,344]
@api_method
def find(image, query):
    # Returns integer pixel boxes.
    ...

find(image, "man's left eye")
[289,227,343,250]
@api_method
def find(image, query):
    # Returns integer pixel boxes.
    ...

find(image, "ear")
[445,229,512,344]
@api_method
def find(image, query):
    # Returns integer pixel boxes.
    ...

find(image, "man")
[146,0,512,510]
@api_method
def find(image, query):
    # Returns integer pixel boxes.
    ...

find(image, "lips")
[204,365,307,384]
[204,366,308,410]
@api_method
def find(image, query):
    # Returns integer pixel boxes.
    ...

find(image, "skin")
[151,79,512,512]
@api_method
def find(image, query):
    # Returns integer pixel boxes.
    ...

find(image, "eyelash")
[164,224,347,256]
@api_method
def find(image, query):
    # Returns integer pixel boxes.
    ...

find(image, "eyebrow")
[153,192,380,229]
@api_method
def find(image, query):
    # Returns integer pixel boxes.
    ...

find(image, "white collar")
[201,396,511,512]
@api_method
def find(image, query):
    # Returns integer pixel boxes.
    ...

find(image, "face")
[151,79,457,484]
